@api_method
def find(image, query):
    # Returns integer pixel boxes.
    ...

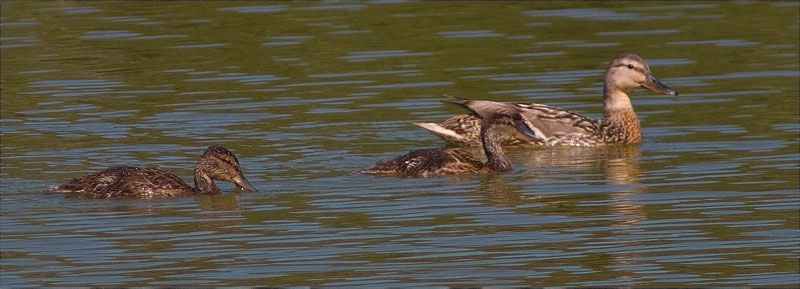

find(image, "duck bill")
[643,73,678,96]
[232,172,258,192]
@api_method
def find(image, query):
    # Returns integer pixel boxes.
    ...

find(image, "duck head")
[478,113,524,172]
[193,146,258,193]
[605,53,678,97]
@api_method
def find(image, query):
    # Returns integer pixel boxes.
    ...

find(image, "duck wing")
[53,166,193,198]
[414,114,482,146]
[415,95,534,146]
[117,167,194,198]
[445,95,602,146]
[51,166,131,197]
[511,102,602,146]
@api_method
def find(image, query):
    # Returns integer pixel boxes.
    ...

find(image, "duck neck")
[481,125,514,172]
[602,84,642,142]
[603,84,636,117]
[193,164,219,194]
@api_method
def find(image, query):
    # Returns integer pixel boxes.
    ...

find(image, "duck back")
[359,148,486,178]
[52,166,195,198]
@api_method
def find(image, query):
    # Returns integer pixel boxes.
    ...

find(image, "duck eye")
[627,64,634,69]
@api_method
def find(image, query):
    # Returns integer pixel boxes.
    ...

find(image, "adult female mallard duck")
[359,101,536,177]
[414,53,678,146]
[50,146,257,198]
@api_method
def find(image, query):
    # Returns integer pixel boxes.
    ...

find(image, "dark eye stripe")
[613,63,645,73]
[216,156,235,166]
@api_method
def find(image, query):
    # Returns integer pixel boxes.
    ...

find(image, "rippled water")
[2,1,799,287]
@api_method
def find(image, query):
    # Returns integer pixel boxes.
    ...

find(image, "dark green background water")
[2,1,798,286]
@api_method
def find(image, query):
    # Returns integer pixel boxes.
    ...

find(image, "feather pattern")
[51,166,197,198]
[360,148,487,177]
[50,146,257,199]
[417,53,678,147]
[361,112,533,178]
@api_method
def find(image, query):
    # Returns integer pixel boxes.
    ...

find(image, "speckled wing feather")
[428,95,605,146]
[511,102,603,146]
[359,148,486,177]
[414,115,482,146]
[415,114,531,147]
[52,166,194,198]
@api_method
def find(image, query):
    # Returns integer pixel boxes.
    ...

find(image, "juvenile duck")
[359,102,536,177]
[50,146,257,198]
[415,53,678,146]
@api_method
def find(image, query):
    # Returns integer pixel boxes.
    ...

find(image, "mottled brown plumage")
[360,148,488,177]
[415,53,678,146]
[50,146,257,199]
[360,110,536,178]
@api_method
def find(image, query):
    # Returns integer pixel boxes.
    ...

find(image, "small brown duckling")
[360,101,536,177]
[50,146,257,198]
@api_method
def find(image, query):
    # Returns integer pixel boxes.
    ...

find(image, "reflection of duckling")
[415,53,678,146]
[360,102,536,177]
[50,146,257,198]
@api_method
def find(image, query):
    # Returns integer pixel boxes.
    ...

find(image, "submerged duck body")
[360,103,536,177]
[415,53,678,147]
[360,148,487,178]
[51,146,257,199]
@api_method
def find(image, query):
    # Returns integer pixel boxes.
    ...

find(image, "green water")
[1,1,798,286]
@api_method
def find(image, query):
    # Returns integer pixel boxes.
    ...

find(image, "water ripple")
[524,8,675,21]
[339,50,433,62]
[438,30,504,38]
[2,2,798,287]
[80,30,142,40]
[217,5,288,13]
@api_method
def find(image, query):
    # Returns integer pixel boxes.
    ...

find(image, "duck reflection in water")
[473,145,646,209]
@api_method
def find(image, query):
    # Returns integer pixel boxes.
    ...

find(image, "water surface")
[1,1,798,287]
